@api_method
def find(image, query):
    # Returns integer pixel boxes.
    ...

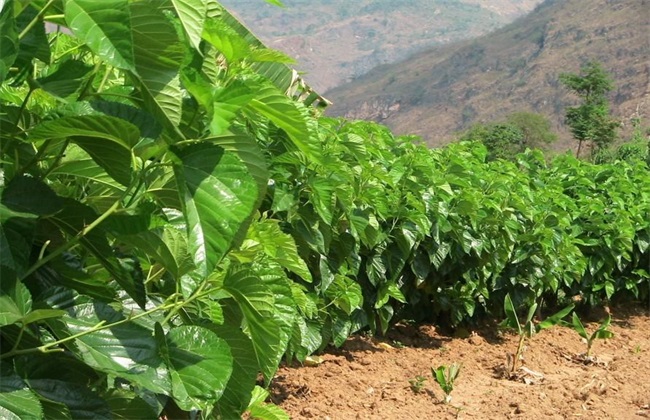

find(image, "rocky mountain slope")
[325,0,650,150]
[221,0,543,91]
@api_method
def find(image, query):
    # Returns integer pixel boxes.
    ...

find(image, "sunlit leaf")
[162,325,233,411]
[174,143,258,276]
[64,0,135,71]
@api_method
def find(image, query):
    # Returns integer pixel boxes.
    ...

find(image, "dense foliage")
[460,112,557,161]
[1,1,649,419]
[1,1,321,418]
[274,119,649,331]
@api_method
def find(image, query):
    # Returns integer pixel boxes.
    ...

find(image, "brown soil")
[271,307,650,419]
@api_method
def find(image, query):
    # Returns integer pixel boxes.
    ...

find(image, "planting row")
[268,118,650,339]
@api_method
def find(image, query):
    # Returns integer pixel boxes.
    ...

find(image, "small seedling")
[569,313,614,358]
[432,363,461,404]
[500,294,573,374]
[408,375,427,393]
[392,340,405,349]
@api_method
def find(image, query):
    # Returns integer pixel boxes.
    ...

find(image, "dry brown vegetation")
[326,0,650,151]
[222,0,543,91]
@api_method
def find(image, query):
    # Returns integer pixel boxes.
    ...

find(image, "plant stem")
[512,334,527,373]
[20,199,122,281]
[0,303,177,360]
[18,0,57,40]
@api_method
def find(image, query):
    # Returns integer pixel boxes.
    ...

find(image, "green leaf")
[29,115,140,186]
[248,87,322,163]
[49,159,124,191]
[375,282,405,309]
[325,275,363,315]
[571,312,589,340]
[0,0,18,83]
[223,265,283,382]
[0,364,43,420]
[1,175,63,217]
[90,100,162,139]
[64,0,135,71]
[211,134,269,210]
[16,354,111,419]
[15,5,50,65]
[62,302,170,395]
[501,294,520,334]
[211,81,256,135]
[163,325,233,412]
[172,0,207,51]
[524,302,538,326]
[537,304,574,331]
[247,386,289,420]
[202,18,251,64]
[331,308,352,347]
[105,389,159,420]
[130,1,184,127]
[0,278,32,326]
[20,309,66,325]
[249,219,312,282]
[174,144,258,276]
[47,199,146,307]
[593,314,614,340]
[40,401,72,420]
[211,322,258,418]
[36,59,93,98]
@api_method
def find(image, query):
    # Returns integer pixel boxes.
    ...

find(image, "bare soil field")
[271,307,650,419]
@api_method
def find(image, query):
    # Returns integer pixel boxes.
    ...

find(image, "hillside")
[221,0,543,91]
[326,0,650,150]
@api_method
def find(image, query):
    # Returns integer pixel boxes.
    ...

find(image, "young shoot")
[432,363,462,404]
[569,313,614,357]
[408,375,427,394]
[500,294,574,374]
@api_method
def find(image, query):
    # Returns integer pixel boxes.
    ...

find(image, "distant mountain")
[221,0,543,91]
[326,0,650,151]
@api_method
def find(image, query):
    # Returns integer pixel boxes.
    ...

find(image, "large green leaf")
[130,1,183,128]
[0,276,32,326]
[248,87,322,163]
[15,5,50,66]
[1,175,63,217]
[0,0,18,83]
[15,354,111,419]
[64,0,135,71]
[0,365,43,420]
[36,59,93,98]
[29,115,140,186]
[223,265,283,382]
[171,0,207,51]
[162,325,233,412]
[49,159,125,191]
[105,389,159,420]
[173,143,258,276]
[211,321,258,418]
[47,199,146,307]
[62,302,170,394]
[211,133,269,213]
